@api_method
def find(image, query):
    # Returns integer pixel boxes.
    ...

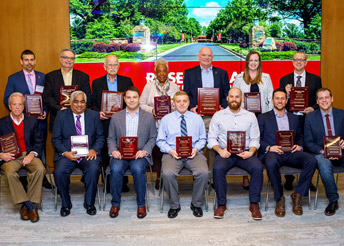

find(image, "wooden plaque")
[60,85,79,107]
[244,92,261,113]
[290,87,309,111]
[227,131,246,154]
[25,94,43,117]
[176,136,192,157]
[101,90,124,118]
[119,136,138,160]
[154,95,171,119]
[324,136,342,158]
[0,132,21,158]
[276,130,294,152]
[198,88,219,115]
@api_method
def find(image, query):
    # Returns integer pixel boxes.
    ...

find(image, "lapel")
[269,110,279,132]
[71,70,77,86]
[137,110,144,138]
[286,112,294,130]
[332,108,341,135]
[67,108,77,135]
[23,115,29,143]
[34,71,43,86]
[305,72,311,87]
[101,75,109,91]
[57,70,65,86]
[19,71,31,94]
[212,67,219,88]
[84,109,89,135]
[196,66,203,88]
[315,110,326,136]
[5,115,15,133]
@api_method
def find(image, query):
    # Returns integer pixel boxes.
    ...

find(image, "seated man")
[51,91,104,217]
[305,88,344,216]
[0,92,45,223]
[208,88,263,220]
[258,88,317,217]
[157,91,209,219]
[107,86,156,219]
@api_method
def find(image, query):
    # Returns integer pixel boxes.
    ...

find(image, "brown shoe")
[275,196,286,217]
[249,202,262,220]
[109,206,120,218]
[20,207,30,221]
[290,191,303,215]
[214,205,227,219]
[29,209,39,223]
[137,206,147,219]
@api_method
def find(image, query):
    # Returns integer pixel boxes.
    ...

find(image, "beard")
[229,101,241,110]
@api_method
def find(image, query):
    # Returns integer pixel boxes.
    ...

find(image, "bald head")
[198,47,213,69]
[104,55,120,78]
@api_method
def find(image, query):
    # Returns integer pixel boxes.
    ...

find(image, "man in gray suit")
[107,86,157,219]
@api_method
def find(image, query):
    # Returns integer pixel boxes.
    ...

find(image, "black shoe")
[84,203,97,216]
[190,203,203,217]
[42,177,53,189]
[309,182,316,192]
[122,184,130,193]
[167,207,181,219]
[60,204,72,217]
[325,201,339,216]
[284,175,295,191]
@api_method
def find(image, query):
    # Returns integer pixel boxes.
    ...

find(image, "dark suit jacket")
[43,69,91,130]
[51,108,104,162]
[0,115,43,166]
[279,71,322,110]
[304,108,344,154]
[258,109,303,159]
[183,66,230,109]
[107,109,157,165]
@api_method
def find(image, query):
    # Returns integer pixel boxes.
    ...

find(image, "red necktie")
[325,114,333,136]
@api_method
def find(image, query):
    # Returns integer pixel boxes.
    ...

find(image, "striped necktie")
[76,115,82,163]
[296,76,302,87]
[180,115,187,136]
[27,74,34,94]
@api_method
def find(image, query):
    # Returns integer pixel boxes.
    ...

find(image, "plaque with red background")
[197,88,219,115]
[119,136,138,160]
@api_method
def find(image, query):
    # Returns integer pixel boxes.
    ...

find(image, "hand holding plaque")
[176,136,192,157]
[323,136,343,159]
[120,136,138,160]
[71,135,89,157]
[290,87,309,111]
[244,92,261,113]
[198,88,219,115]
[0,132,21,158]
[227,131,246,154]
[154,95,171,118]
[60,85,79,107]
[25,94,43,117]
[276,130,294,152]
[101,90,124,118]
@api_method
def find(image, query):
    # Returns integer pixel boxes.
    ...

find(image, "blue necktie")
[296,76,302,87]
[181,115,187,136]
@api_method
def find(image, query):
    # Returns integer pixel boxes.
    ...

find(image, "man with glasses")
[43,48,91,131]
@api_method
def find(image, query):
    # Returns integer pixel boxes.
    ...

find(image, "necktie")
[180,115,187,136]
[296,76,302,87]
[27,74,34,94]
[75,115,82,163]
[325,114,333,136]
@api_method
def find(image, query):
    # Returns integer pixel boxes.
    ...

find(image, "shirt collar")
[73,112,85,119]
[224,107,245,116]
[10,113,24,125]
[61,68,73,75]
[126,107,139,116]
[294,71,305,79]
[23,69,35,77]
[106,74,117,84]
[273,108,288,118]
[320,108,333,118]
[174,110,190,119]
[200,65,213,72]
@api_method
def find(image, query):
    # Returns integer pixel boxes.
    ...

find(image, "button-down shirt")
[126,108,139,136]
[207,107,260,150]
[201,65,214,88]
[274,109,290,130]
[107,74,118,92]
[321,109,336,136]
[157,110,207,153]
[62,69,73,86]
[72,112,85,135]
[23,70,36,94]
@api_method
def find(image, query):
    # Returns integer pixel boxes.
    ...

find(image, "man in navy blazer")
[51,91,104,217]
[258,89,316,217]
[305,88,344,216]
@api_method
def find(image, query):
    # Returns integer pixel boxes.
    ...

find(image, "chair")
[265,166,311,211]
[314,166,344,209]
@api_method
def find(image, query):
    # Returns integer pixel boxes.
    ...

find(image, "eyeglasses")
[293,58,306,62]
[61,56,75,61]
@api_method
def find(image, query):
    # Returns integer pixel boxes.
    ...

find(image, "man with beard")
[208,88,263,220]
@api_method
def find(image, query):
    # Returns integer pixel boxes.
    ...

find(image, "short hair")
[272,88,287,98]
[173,91,189,101]
[70,91,87,104]
[154,58,169,72]
[8,92,25,106]
[21,49,35,60]
[316,88,332,99]
[60,48,76,57]
[293,51,307,60]
[124,86,140,97]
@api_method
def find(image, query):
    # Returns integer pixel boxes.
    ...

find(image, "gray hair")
[154,58,169,72]
[70,91,87,104]
[60,48,76,57]
[8,92,25,106]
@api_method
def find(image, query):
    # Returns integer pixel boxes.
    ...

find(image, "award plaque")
[154,95,171,119]
[60,85,79,107]
[198,88,219,115]
[276,130,294,152]
[24,94,43,117]
[71,135,89,157]
[323,136,342,158]
[289,87,309,111]
[176,136,192,157]
[227,131,246,154]
[0,132,21,158]
[244,92,261,113]
[119,136,138,160]
[101,90,124,118]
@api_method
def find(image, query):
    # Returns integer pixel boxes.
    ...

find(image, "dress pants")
[264,151,317,199]
[54,157,100,207]
[213,154,263,205]
[162,152,209,209]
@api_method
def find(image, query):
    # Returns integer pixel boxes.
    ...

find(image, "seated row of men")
[1,85,343,223]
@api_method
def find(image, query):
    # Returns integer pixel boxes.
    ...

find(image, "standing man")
[43,48,91,131]
[91,55,133,192]
[51,91,104,217]
[280,51,322,191]
[107,86,156,219]
[305,88,344,216]
[258,89,317,217]
[0,92,46,223]
[208,88,263,220]
[157,91,209,219]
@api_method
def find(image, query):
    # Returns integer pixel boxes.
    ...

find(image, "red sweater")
[12,119,26,153]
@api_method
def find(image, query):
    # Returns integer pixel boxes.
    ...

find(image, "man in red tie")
[305,88,344,216]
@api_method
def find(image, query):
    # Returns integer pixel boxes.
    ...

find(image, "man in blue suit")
[51,91,104,217]
[258,88,316,217]
[305,88,344,216]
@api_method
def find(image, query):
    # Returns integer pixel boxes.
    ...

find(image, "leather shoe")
[325,201,338,216]
[84,203,97,216]
[29,209,39,223]
[137,206,147,219]
[290,191,303,215]
[20,207,30,221]
[167,207,181,219]
[275,196,286,217]
[214,205,227,219]
[190,203,203,217]
[249,202,262,220]
[109,206,120,218]
[60,204,72,217]
[42,177,53,190]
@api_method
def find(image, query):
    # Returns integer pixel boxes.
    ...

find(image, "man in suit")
[258,88,317,217]
[43,48,91,131]
[305,88,344,216]
[91,55,133,192]
[107,86,156,219]
[0,92,45,223]
[279,51,322,191]
[51,91,104,217]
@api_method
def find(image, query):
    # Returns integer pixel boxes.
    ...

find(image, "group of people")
[0,46,343,224]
